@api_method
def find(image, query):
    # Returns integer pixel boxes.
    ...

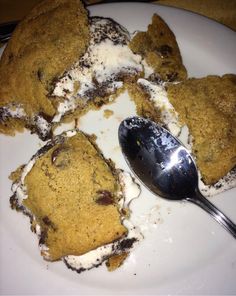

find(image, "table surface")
[0,0,236,31]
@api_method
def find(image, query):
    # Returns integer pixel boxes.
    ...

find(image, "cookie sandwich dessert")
[0,0,90,139]
[0,0,189,140]
[0,0,143,139]
[0,0,188,275]
[125,12,188,129]
[129,13,187,82]
[126,12,236,192]
[10,130,141,272]
[128,74,236,194]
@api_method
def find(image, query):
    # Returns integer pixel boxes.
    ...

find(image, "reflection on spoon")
[118,116,236,239]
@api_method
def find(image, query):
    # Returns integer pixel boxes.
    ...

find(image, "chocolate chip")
[62,88,70,94]
[51,145,71,168]
[37,69,44,82]
[42,216,56,230]
[95,190,114,205]
[34,140,59,161]
[121,208,127,216]
[166,72,178,82]
[156,44,173,58]
[51,146,64,163]
[42,216,52,226]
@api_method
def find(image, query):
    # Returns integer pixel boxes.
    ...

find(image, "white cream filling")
[64,220,142,271]
[0,105,26,120]
[199,169,236,197]
[52,18,142,123]
[35,222,50,258]
[138,78,182,137]
[118,170,141,207]
[1,105,52,138]
[8,106,26,118]
[12,159,36,203]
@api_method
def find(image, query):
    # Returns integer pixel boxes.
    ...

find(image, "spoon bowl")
[118,116,236,239]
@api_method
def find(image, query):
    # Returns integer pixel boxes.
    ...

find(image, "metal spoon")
[118,116,236,239]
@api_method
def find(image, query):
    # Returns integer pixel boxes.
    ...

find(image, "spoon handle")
[187,190,236,239]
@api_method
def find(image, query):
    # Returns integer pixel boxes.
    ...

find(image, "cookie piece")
[127,82,162,124]
[167,74,236,184]
[10,130,141,271]
[10,131,126,260]
[106,253,128,271]
[129,14,187,82]
[0,0,89,139]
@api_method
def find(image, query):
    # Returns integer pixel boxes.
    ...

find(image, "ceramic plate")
[0,3,236,295]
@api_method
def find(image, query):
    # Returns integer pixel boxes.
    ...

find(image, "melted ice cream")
[52,17,142,122]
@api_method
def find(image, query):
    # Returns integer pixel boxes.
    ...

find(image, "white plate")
[0,3,236,295]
